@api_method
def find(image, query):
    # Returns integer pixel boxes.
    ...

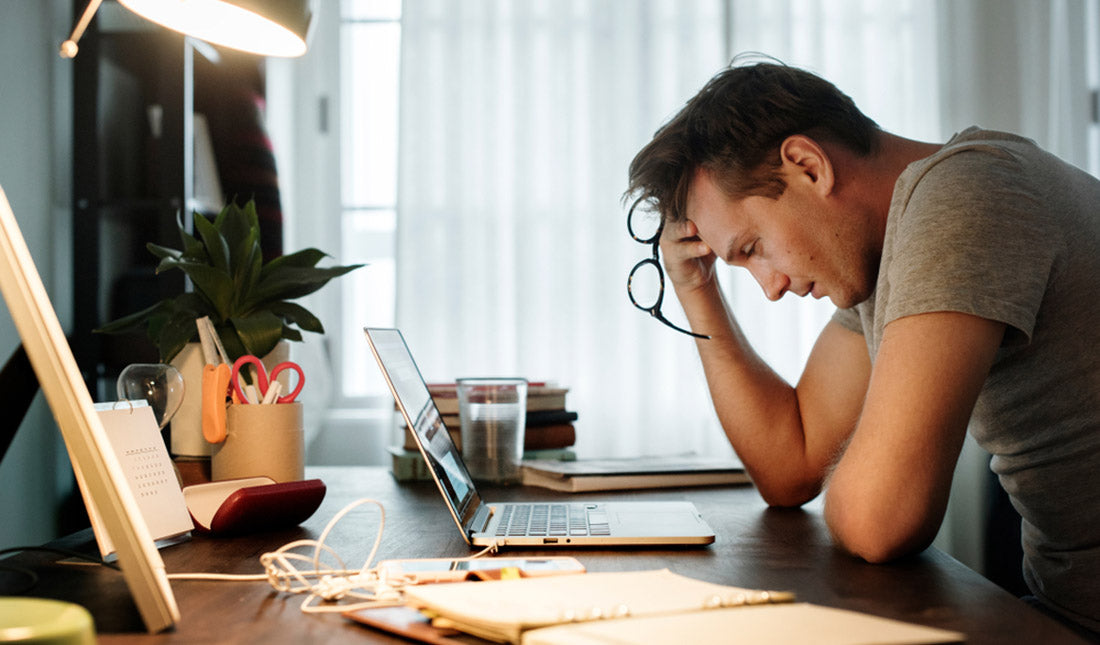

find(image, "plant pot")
[169,341,290,457]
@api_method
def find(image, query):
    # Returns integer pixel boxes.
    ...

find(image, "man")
[626,61,1100,637]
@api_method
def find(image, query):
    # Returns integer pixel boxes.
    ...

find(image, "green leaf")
[230,228,262,297]
[261,248,328,275]
[172,291,215,317]
[151,260,234,318]
[220,201,256,264]
[245,238,263,294]
[217,326,249,361]
[229,311,285,358]
[269,301,325,334]
[155,313,202,362]
[245,263,364,309]
[176,212,207,261]
[93,301,172,334]
[146,242,182,262]
[193,213,230,274]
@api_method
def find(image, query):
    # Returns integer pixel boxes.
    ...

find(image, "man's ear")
[779,135,834,196]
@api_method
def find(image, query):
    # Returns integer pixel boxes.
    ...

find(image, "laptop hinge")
[469,504,493,535]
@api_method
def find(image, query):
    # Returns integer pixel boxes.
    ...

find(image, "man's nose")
[750,265,789,301]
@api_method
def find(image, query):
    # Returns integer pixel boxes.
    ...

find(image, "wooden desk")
[0,466,1089,644]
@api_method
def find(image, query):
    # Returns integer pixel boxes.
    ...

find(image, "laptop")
[364,327,716,548]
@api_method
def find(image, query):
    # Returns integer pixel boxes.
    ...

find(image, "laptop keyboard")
[494,503,611,537]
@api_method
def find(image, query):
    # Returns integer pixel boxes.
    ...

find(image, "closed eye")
[723,238,758,265]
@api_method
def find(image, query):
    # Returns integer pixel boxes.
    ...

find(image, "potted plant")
[97,199,361,458]
[96,199,362,363]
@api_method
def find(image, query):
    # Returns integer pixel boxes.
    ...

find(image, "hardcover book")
[521,454,750,492]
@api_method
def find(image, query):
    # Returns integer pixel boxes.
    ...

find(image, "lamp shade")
[117,0,313,57]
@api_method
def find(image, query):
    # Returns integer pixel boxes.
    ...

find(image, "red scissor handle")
[230,355,268,404]
[230,355,305,404]
[267,361,305,403]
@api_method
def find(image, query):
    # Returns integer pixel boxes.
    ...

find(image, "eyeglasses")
[626,198,710,340]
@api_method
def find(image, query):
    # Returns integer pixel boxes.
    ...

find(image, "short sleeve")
[882,146,1059,345]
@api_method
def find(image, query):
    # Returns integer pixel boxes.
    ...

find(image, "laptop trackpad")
[611,508,705,535]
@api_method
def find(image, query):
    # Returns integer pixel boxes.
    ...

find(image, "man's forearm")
[675,281,834,506]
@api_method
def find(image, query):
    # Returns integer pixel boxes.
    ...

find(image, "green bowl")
[0,598,95,644]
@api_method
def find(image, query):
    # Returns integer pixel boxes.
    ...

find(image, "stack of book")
[390,381,579,482]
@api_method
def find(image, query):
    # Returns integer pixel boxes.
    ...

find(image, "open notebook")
[403,569,965,645]
[364,327,716,547]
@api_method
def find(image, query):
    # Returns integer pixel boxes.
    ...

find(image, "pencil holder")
[212,402,304,483]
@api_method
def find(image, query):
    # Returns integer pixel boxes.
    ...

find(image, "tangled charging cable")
[168,497,500,616]
[259,498,391,613]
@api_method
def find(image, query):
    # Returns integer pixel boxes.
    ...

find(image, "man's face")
[685,169,877,309]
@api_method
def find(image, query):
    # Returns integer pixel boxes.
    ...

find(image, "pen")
[261,380,283,405]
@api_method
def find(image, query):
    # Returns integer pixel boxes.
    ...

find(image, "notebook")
[402,569,965,645]
[364,327,716,547]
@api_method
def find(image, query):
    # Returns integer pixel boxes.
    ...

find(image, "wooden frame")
[0,185,178,633]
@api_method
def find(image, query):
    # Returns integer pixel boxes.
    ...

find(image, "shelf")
[71,0,194,396]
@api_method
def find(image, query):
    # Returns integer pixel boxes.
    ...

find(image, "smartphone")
[375,556,585,583]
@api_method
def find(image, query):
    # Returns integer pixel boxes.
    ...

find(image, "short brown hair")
[625,60,881,222]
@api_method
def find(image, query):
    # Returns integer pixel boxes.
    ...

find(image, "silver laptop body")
[364,327,715,548]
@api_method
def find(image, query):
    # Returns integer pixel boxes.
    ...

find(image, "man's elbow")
[832,527,927,564]
[756,476,822,509]
[824,496,936,563]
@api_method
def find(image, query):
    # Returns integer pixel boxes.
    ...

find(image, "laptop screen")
[365,328,479,522]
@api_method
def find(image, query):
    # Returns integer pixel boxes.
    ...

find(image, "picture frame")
[0,185,178,633]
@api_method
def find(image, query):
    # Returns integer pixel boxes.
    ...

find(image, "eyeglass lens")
[628,201,662,244]
[626,199,710,340]
[628,260,663,310]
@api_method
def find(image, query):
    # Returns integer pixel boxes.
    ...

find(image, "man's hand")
[660,219,718,294]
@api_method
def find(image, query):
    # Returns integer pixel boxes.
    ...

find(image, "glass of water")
[456,378,528,484]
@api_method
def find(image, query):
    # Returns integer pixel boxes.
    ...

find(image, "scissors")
[230,355,306,404]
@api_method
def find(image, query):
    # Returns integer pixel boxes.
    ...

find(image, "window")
[338,0,401,401]
[1089,0,1100,177]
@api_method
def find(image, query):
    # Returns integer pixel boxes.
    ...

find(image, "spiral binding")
[555,589,796,623]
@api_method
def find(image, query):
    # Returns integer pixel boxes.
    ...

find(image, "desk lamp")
[60,0,314,59]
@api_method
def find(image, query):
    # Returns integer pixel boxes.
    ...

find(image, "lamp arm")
[60,0,105,59]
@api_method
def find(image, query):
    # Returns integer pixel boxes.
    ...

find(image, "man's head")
[625,60,887,308]
[626,60,881,223]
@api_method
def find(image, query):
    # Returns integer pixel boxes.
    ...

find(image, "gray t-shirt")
[833,127,1100,630]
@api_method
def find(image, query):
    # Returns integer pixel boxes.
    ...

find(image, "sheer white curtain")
[271,0,1096,569]
[935,0,1095,169]
[396,0,730,458]
[394,0,944,458]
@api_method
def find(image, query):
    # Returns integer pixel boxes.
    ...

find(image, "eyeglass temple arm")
[650,309,710,340]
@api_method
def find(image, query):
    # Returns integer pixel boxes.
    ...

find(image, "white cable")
[259,498,387,608]
[166,496,505,617]
[168,572,268,581]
